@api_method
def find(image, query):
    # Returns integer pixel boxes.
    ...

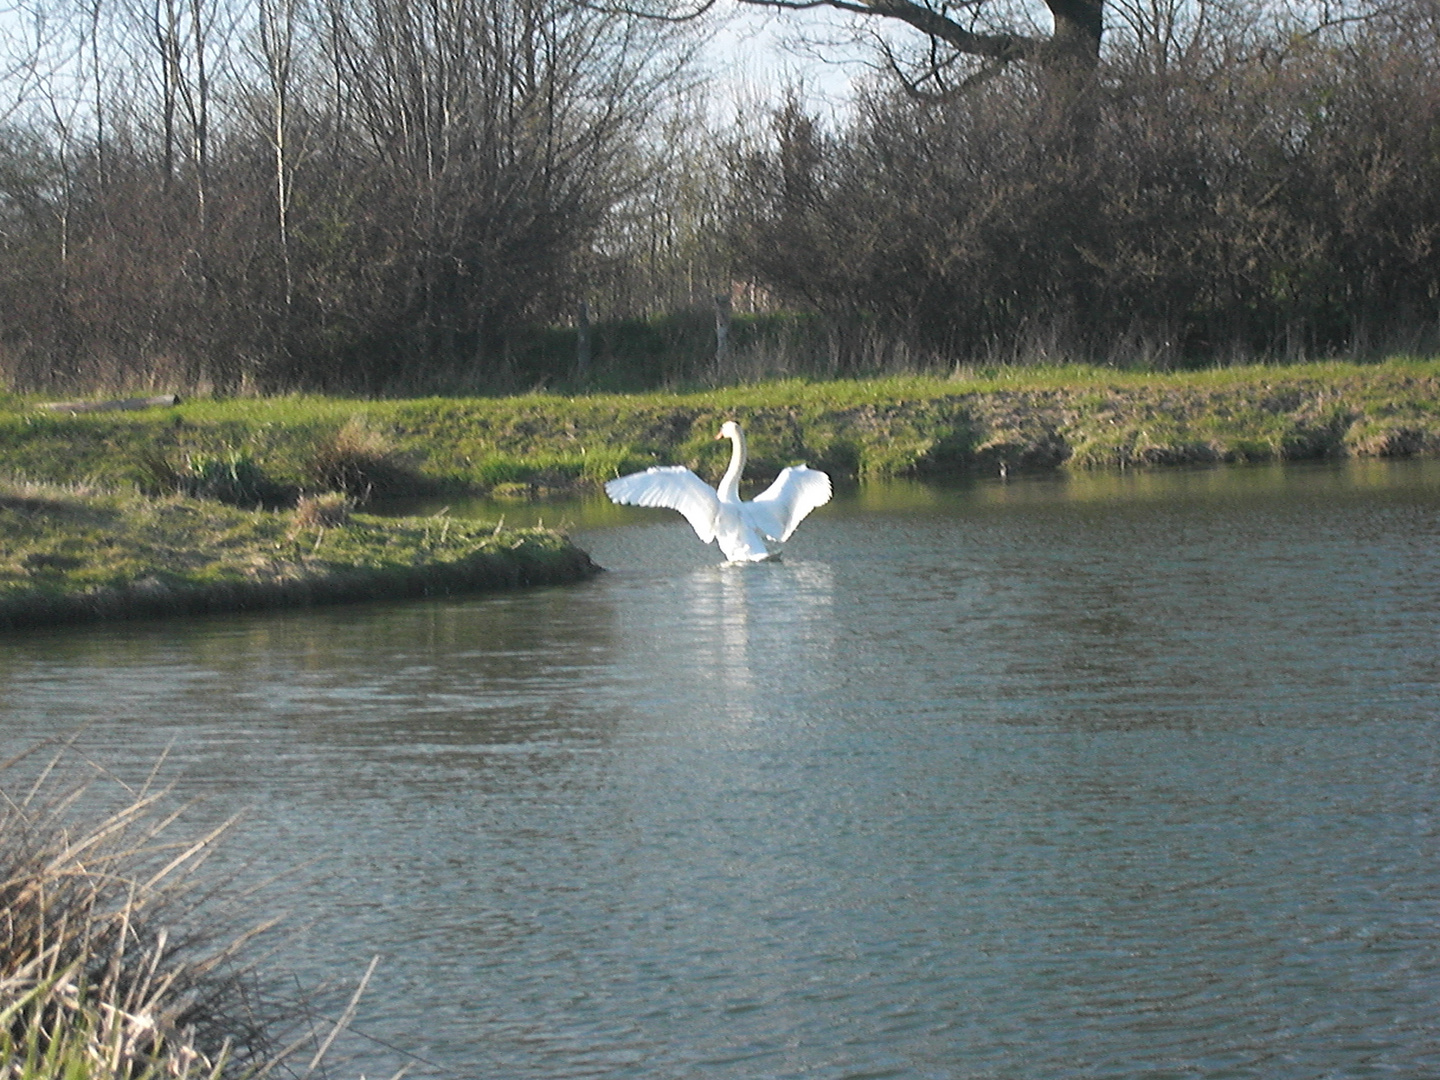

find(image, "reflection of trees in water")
[0,586,629,789]
[244,590,630,764]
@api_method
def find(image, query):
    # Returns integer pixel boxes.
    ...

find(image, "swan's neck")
[716,428,745,503]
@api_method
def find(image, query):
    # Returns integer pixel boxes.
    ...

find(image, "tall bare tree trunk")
[259,0,295,308]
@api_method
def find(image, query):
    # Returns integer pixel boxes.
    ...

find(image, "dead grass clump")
[292,492,353,530]
[0,741,387,1080]
[304,418,425,501]
[0,745,278,1078]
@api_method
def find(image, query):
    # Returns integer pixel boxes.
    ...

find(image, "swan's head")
[716,420,742,442]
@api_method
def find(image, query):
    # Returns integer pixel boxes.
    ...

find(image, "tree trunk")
[1045,0,1103,70]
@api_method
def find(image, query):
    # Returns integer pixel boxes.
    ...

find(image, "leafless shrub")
[730,0,1440,368]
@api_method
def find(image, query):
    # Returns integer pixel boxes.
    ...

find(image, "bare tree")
[590,89,737,317]
[307,0,691,384]
[254,0,296,307]
[0,0,60,125]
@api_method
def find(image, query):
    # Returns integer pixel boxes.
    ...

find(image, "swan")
[604,420,832,562]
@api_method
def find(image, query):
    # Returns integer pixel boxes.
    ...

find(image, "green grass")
[5,360,1439,500]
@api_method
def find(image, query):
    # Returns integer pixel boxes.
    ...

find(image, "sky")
[699,3,872,119]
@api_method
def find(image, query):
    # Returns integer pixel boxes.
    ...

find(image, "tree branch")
[581,0,1099,75]
[875,31,1006,103]
[574,0,719,21]
[737,0,1041,63]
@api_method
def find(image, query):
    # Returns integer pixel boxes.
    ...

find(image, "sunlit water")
[3,461,1439,1079]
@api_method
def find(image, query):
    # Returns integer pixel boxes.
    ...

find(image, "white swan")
[604,420,832,562]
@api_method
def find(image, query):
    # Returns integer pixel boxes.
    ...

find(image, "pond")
[3,460,1438,1078]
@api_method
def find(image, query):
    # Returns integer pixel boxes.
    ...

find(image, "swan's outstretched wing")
[744,466,832,542]
[605,466,721,544]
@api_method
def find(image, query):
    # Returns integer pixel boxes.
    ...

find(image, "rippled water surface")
[3,461,1439,1079]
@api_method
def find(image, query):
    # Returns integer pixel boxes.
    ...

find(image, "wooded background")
[1,0,1437,392]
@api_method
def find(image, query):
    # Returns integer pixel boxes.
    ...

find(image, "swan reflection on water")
[661,559,836,730]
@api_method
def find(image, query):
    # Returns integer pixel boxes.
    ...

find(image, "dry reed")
[0,740,381,1080]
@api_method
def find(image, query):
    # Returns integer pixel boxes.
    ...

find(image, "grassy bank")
[0,481,600,630]
[4,361,1438,498]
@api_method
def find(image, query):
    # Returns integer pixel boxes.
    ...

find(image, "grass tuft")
[293,492,353,530]
[304,417,426,501]
[0,741,413,1079]
[138,449,292,509]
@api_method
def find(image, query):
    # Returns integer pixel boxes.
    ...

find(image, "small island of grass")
[0,481,600,630]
